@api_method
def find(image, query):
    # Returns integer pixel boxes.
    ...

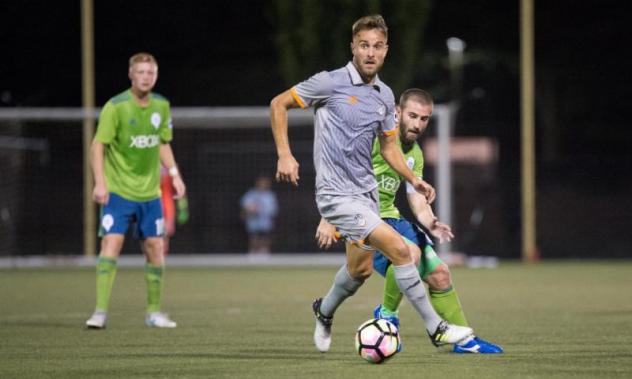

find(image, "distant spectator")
[240,175,278,254]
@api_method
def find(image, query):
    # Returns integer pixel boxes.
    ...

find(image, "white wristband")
[168,166,179,177]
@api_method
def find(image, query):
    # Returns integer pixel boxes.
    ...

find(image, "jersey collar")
[345,61,382,91]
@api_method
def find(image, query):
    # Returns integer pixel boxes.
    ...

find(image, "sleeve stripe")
[290,87,308,109]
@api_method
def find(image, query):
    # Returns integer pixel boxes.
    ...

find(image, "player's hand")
[412,178,436,204]
[92,183,109,205]
[276,154,300,186]
[429,219,454,243]
[315,218,338,250]
[172,175,186,199]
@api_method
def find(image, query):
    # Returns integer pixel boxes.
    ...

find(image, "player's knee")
[388,239,412,266]
[100,235,123,257]
[427,263,452,290]
[143,238,165,264]
[348,263,373,281]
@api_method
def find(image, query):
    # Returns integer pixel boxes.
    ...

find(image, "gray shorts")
[316,190,384,246]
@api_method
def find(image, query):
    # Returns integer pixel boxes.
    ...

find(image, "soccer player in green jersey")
[317,88,502,353]
[85,52,186,329]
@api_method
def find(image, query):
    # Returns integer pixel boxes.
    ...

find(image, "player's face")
[397,100,433,145]
[351,29,388,82]
[129,62,158,95]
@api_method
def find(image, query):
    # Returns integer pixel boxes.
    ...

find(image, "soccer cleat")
[372,304,400,328]
[86,311,107,329]
[373,304,402,352]
[428,320,473,347]
[312,298,333,352]
[453,336,503,354]
[145,312,177,328]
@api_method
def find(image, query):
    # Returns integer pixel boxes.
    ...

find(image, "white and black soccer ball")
[354,318,400,364]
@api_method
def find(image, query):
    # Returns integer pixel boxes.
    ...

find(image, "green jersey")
[94,89,172,201]
[372,137,424,219]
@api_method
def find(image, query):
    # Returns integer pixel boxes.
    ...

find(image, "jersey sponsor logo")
[407,157,415,169]
[151,112,162,129]
[102,214,114,232]
[377,174,400,193]
[130,134,160,148]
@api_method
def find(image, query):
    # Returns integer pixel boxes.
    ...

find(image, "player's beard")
[359,60,383,80]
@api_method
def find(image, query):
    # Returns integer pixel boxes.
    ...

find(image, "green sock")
[145,263,164,313]
[382,264,403,314]
[95,256,117,311]
[429,286,469,327]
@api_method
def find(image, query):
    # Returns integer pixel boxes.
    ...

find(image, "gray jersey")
[292,62,397,195]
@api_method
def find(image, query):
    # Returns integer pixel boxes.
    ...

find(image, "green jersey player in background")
[86,52,186,329]
[317,88,502,353]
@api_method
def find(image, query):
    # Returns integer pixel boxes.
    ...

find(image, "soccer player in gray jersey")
[270,14,473,353]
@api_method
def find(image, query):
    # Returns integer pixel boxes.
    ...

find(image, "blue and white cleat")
[372,304,400,328]
[453,336,503,354]
[373,304,402,352]
[145,312,177,328]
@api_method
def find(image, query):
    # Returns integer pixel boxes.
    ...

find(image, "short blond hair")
[352,15,388,39]
[129,52,157,68]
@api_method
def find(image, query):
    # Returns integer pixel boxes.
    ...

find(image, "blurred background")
[0,0,630,259]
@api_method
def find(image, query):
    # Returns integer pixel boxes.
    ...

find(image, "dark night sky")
[2,0,631,183]
[1,1,629,107]
[2,0,631,168]
[2,1,632,167]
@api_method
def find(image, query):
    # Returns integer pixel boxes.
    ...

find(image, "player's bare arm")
[90,140,109,205]
[378,132,435,203]
[407,191,453,243]
[159,143,186,199]
[270,89,301,186]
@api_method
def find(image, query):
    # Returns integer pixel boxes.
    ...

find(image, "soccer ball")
[354,318,400,364]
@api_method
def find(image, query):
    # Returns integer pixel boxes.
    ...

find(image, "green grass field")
[1,261,632,378]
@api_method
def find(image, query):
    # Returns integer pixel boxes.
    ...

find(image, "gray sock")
[393,263,441,332]
[320,264,364,317]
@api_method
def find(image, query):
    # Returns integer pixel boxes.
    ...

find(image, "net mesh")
[0,109,320,255]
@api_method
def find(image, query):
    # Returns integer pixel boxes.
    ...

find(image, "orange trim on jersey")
[290,87,307,109]
[383,127,399,137]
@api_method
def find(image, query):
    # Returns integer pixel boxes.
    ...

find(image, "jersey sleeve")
[413,148,424,178]
[159,102,173,143]
[291,71,334,109]
[94,101,118,144]
[405,146,425,194]
[380,97,398,137]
